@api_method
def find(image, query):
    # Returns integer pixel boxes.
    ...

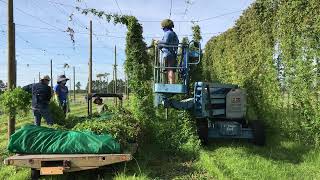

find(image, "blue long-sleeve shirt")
[54,84,69,104]
[158,29,179,59]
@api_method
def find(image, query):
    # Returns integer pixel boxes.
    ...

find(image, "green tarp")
[97,112,113,121]
[8,125,121,154]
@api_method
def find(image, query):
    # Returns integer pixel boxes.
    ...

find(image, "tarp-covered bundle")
[8,125,121,154]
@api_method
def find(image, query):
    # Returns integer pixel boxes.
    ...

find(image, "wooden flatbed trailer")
[4,144,137,179]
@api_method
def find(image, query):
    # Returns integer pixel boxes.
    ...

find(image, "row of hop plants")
[202,0,320,145]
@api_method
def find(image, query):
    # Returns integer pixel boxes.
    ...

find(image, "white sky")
[0,0,254,89]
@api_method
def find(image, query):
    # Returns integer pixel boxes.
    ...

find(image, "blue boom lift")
[153,41,265,145]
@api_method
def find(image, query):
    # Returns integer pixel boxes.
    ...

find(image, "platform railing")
[154,43,189,85]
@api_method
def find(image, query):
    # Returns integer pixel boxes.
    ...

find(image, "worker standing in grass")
[54,75,70,115]
[22,75,53,126]
[93,96,109,114]
[157,19,179,84]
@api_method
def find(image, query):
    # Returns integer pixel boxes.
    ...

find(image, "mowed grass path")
[1,102,320,179]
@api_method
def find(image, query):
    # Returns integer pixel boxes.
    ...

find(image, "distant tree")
[86,80,109,93]
[86,79,125,94]
[108,79,125,94]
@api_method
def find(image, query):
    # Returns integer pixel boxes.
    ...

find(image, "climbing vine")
[190,24,203,84]
[78,9,152,93]
[191,24,202,42]
[203,0,320,145]
[78,8,200,152]
[77,8,155,138]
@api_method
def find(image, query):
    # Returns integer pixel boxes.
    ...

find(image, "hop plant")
[48,101,66,125]
[0,88,31,116]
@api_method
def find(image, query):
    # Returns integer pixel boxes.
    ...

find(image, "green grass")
[196,139,320,179]
[1,102,319,180]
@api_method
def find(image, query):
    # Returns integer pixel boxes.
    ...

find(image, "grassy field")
[0,100,319,180]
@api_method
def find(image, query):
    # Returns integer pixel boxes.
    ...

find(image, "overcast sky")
[0,0,254,88]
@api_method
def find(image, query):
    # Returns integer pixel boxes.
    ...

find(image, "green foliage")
[0,88,31,117]
[73,107,140,148]
[203,0,320,145]
[85,79,126,93]
[78,8,155,126]
[48,101,66,125]
[191,24,202,42]
[123,18,152,96]
[151,109,201,156]
[49,102,89,128]
[77,8,152,93]
[79,8,199,156]
[190,24,203,84]
[107,79,126,93]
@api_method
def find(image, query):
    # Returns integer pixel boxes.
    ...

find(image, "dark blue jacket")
[23,82,52,109]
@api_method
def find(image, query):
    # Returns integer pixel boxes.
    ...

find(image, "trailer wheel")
[31,168,40,180]
[196,118,208,145]
[250,120,265,146]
